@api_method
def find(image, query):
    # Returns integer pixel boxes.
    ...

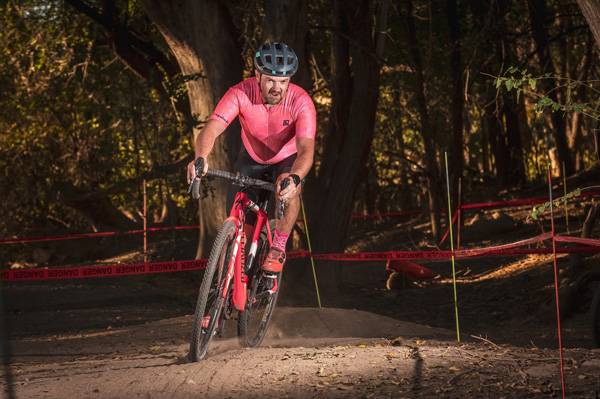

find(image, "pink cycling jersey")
[210,77,317,164]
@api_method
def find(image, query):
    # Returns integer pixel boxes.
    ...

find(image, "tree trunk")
[480,111,489,175]
[262,0,312,92]
[502,100,527,184]
[485,98,508,181]
[139,0,243,258]
[403,0,442,241]
[569,33,593,171]
[576,0,600,52]
[527,0,575,176]
[446,0,464,201]
[548,147,561,178]
[314,3,351,207]
[312,0,385,255]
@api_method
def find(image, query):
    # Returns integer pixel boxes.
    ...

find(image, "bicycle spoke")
[238,264,281,348]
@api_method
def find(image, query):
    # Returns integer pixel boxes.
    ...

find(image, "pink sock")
[272,229,290,252]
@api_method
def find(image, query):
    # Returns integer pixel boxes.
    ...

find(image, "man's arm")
[187,119,227,183]
[195,119,227,160]
[290,136,315,180]
[278,136,314,200]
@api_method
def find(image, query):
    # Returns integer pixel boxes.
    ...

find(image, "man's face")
[256,71,290,106]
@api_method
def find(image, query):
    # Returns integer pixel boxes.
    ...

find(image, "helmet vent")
[254,41,298,77]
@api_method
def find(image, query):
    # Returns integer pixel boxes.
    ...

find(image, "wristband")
[289,174,301,186]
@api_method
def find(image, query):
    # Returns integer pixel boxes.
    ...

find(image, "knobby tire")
[189,220,236,361]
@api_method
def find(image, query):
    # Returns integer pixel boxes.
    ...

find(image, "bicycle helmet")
[254,42,298,77]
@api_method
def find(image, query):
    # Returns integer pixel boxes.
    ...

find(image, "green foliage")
[527,188,582,221]
[493,67,600,120]
[0,0,195,239]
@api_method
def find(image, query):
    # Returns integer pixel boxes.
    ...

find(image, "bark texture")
[576,0,600,52]
[262,0,312,91]
[527,0,575,176]
[312,0,385,256]
[140,0,244,257]
[403,0,442,241]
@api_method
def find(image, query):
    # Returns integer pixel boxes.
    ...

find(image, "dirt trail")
[4,305,454,399]
[3,302,600,399]
[3,203,600,398]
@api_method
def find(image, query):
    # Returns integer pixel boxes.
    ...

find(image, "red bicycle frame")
[219,190,273,312]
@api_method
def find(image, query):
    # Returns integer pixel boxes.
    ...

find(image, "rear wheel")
[238,223,280,348]
[189,220,236,361]
[591,284,600,348]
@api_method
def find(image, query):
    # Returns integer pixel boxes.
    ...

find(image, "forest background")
[2,0,600,273]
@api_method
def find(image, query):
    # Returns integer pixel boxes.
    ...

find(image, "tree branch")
[58,154,193,202]
[65,0,178,86]
[310,23,385,64]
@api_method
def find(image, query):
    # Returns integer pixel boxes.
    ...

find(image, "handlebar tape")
[276,177,291,220]
[190,157,280,200]
[190,157,204,199]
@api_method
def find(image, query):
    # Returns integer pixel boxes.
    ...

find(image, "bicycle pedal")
[262,274,279,295]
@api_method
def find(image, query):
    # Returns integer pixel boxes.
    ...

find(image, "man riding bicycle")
[187,42,316,276]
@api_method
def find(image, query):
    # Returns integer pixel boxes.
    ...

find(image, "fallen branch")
[470,335,562,361]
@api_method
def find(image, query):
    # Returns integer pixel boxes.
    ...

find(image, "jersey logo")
[213,113,230,124]
[283,120,290,126]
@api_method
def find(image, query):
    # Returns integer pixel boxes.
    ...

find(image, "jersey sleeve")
[294,94,317,140]
[210,87,241,128]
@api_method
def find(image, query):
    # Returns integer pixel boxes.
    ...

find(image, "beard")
[261,87,286,105]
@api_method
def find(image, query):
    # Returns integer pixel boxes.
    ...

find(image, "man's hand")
[276,173,301,201]
[187,157,209,184]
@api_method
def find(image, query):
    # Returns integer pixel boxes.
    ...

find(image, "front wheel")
[238,225,280,348]
[591,284,600,348]
[189,220,236,361]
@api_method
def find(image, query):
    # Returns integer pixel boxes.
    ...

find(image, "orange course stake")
[548,166,566,399]
[143,179,147,264]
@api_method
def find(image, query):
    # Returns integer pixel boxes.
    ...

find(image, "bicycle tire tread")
[189,220,237,361]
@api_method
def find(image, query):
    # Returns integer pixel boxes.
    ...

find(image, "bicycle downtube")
[220,226,241,304]
[232,223,247,312]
